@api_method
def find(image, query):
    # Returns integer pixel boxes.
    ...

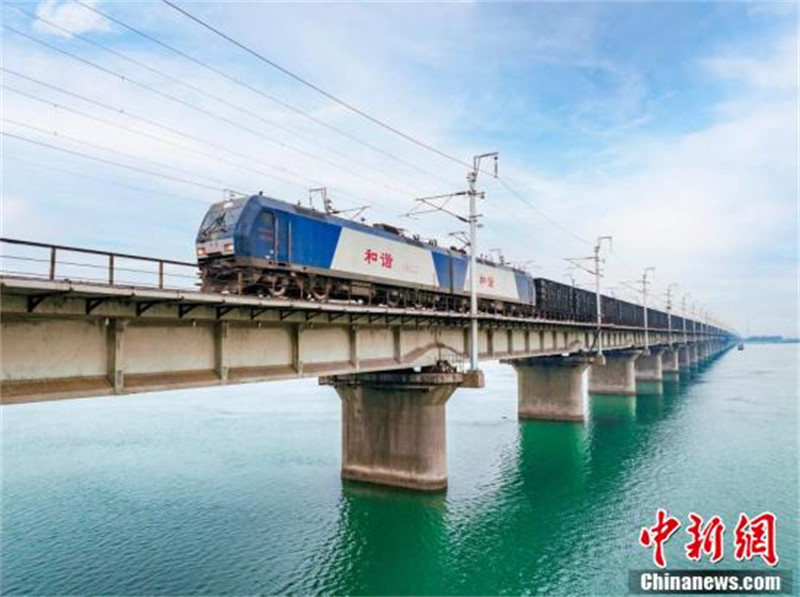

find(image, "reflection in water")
[636,379,664,397]
[298,483,448,596]
[443,421,593,595]
[590,394,636,422]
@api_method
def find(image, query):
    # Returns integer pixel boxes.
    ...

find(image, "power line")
[1,154,209,205]
[70,0,608,257]
[6,5,706,316]
[74,0,459,189]
[1,82,399,220]
[6,2,428,199]
[1,23,414,200]
[495,176,593,247]
[1,131,232,193]
[158,1,662,277]
[492,174,649,288]
[163,0,471,169]
[139,5,602,254]
[3,116,235,190]
[2,82,322,193]
[1,68,384,211]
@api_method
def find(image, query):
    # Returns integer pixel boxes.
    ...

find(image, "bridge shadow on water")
[288,354,728,596]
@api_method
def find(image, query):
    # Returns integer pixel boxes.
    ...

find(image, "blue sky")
[1,0,797,335]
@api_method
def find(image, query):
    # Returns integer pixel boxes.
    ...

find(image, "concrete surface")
[511,356,591,422]
[588,350,642,396]
[322,368,463,491]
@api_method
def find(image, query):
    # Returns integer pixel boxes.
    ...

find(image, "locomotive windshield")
[198,201,245,238]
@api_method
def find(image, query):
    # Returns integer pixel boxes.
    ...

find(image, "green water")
[1,345,797,596]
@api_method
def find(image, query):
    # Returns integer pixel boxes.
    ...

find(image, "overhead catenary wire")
[165,0,653,275]
[1,153,209,206]
[2,83,326,194]
[6,2,429,199]
[73,0,460,190]
[0,68,389,213]
[1,23,416,201]
[495,176,593,247]
[2,117,236,190]
[155,2,614,258]
[4,116,404,221]
[1,131,232,193]
[75,0,614,263]
[162,0,472,170]
[5,5,710,319]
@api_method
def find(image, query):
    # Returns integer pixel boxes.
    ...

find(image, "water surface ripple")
[2,345,797,595]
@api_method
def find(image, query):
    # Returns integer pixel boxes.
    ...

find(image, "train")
[195,193,705,331]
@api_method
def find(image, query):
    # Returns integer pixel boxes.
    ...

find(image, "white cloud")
[703,32,798,97]
[32,0,110,38]
[487,29,798,334]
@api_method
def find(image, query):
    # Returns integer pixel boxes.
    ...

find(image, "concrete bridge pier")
[635,347,665,394]
[588,350,642,395]
[509,356,591,422]
[636,348,664,381]
[688,344,699,368]
[321,366,464,492]
[677,344,691,372]
[661,348,680,379]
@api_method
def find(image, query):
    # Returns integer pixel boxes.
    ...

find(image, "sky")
[1,0,797,336]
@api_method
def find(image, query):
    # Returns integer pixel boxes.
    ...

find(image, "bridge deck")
[0,276,718,404]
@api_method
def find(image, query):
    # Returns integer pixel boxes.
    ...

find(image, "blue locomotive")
[196,193,535,315]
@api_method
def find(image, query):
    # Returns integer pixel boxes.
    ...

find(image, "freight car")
[532,278,573,320]
[196,194,535,315]
[532,279,595,323]
[573,286,596,322]
[620,301,645,327]
[647,308,669,330]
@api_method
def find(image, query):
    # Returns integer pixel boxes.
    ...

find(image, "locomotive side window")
[260,212,275,246]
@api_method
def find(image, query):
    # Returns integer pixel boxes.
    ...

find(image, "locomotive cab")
[196,196,290,293]
[195,198,247,259]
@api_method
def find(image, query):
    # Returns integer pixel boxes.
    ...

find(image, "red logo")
[363,249,378,264]
[734,512,779,566]
[364,248,393,269]
[638,510,778,568]
[639,509,682,568]
[685,513,725,563]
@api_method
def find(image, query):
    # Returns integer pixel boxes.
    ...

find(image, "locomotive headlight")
[223,242,234,254]
[196,247,206,257]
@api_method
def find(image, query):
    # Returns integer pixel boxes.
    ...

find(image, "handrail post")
[49,247,57,280]
[108,254,114,285]
[158,261,164,289]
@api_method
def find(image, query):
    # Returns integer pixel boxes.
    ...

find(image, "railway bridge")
[0,239,737,491]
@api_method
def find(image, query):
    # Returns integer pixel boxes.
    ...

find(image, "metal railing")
[0,237,199,290]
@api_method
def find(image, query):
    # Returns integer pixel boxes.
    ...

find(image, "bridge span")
[0,242,737,491]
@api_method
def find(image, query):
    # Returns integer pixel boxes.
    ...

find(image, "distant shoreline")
[744,337,800,344]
